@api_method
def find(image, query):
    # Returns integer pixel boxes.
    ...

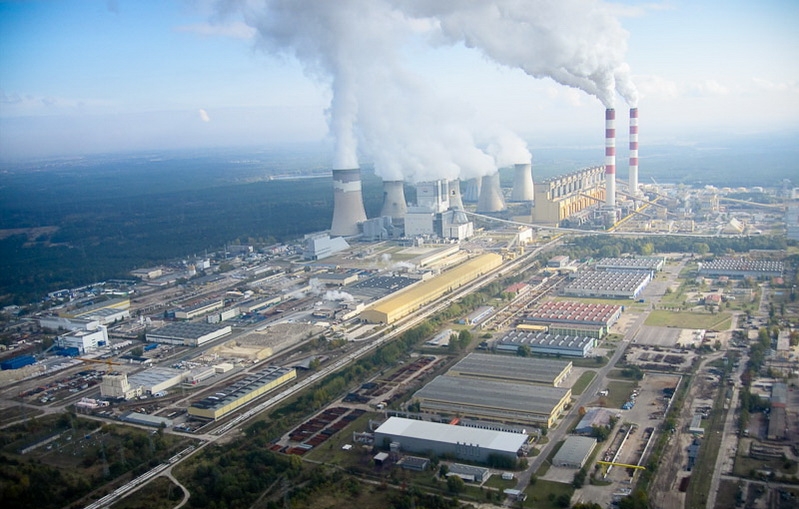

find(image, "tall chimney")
[449,179,464,210]
[477,173,506,213]
[510,162,534,202]
[605,108,616,208]
[463,177,481,203]
[330,168,368,236]
[629,107,639,196]
[380,180,407,220]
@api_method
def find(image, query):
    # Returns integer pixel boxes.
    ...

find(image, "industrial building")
[100,373,141,399]
[531,166,606,226]
[698,258,784,279]
[510,162,534,202]
[146,322,232,347]
[360,253,503,324]
[61,297,131,325]
[461,306,494,326]
[524,300,623,338]
[574,408,615,435]
[552,436,597,468]
[448,353,572,387]
[303,233,351,260]
[476,173,506,213]
[188,365,296,420]
[174,299,224,320]
[413,375,571,428]
[404,182,475,241]
[594,257,665,273]
[39,315,101,332]
[55,326,108,354]
[563,270,652,300]
[126,367,188,395]
[447,463,491,483]
[495,330,596,358]
[120,412,173,428]
[373,417,528,465]
[768,382,787,441]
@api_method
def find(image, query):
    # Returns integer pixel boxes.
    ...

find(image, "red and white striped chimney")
[605,108,616,207]
[629,107,639,196]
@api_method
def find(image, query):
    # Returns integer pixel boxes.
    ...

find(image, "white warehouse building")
[56,326,108,354]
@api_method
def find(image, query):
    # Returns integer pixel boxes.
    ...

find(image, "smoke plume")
[393,0,638,108]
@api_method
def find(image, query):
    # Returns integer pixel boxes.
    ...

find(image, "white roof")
[374,417,527,454]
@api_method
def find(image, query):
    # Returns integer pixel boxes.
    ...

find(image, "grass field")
[644,310,732,330]
[605,380,638,409]
[571,371,597,396]
[524,479,574,508]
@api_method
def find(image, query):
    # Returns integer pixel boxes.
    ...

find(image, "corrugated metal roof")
[375,417,527,454]
[450,353,570,385]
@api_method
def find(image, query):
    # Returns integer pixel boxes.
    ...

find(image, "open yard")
[644,310,732,330]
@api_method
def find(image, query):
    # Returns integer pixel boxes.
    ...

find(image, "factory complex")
[413,375,571,429]
[374,417,528,464]
[524,300,622,338]
[448,353,572,387]
[495,329,596,358]
[188,365,296,420]
[146,322,232,347]
[563,270,652,300]
[359,253,503,324]
[698,258,784,279]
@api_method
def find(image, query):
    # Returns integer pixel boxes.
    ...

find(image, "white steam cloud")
[393,0,638,108]
[218,0,637,183]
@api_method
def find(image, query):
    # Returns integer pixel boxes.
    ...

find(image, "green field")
[571,370,597,396]
[524,479,574,508]
[644,310,732,330]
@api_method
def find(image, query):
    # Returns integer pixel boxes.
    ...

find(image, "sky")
[1,0,798,164]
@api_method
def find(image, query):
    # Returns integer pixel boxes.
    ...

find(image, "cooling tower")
[476,173,506,213]
[449,179,464,210]
[463,177,481,203]
[510,162,534,201]
[380,180,407,220]
[605,108,616,208]
[629,107,639,196]
[330,168,368,236]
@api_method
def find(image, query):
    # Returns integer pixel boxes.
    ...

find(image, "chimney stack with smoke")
[330,168,368,236]
[510,162,534,202]
[629,107,639,196]
[380,180,407,220]
[477,173,506,213]
[605,108,616,208]
[449,179,464,210]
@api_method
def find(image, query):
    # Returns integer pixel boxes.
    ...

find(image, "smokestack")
[449,179,464,210]
[463,177,481,203]
[510,162,534,201]
[380,180,407,220]
[330,168,368,236]
[477,173,506,213]
[605,108,616,208]
[629,107,639,196]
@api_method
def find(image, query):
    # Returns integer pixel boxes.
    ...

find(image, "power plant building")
[562,270,652,300]
[360,253,502,324]
[374,417,528,464]
[303,233,351,260]
[495,330,596,358]
[188,365,296,420]
[413,375,571,428]
[448,353,572,387]
[531,166,606,226]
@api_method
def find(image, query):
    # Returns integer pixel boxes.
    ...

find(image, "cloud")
[175,21,256,40]
[609,2,676,18]
[689,79,729,97]
[635,74,680,100]
[199,109,211,122]
[752,77,799,94]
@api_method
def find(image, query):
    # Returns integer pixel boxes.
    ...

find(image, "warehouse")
[360,254,503,324]
[461,306,494,325]
[413,375,571,428]
[563,270,651,300]
[496,330,596,358]
[594,257,665,273]
[174,299,224,320]
[552,436,597,468]
[448,353,572,387]
[188,366,296,420]
[373,417,528,465]
[127,367,188,395]
[524,300,622,338]
[698,258,783,279]
[574,408,615,435]
[120,412,173,428]
[146,322,231,347]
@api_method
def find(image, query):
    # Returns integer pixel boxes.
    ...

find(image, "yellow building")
[360,253,503,324]
[532,166,606,225]
[188,366,296,420]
